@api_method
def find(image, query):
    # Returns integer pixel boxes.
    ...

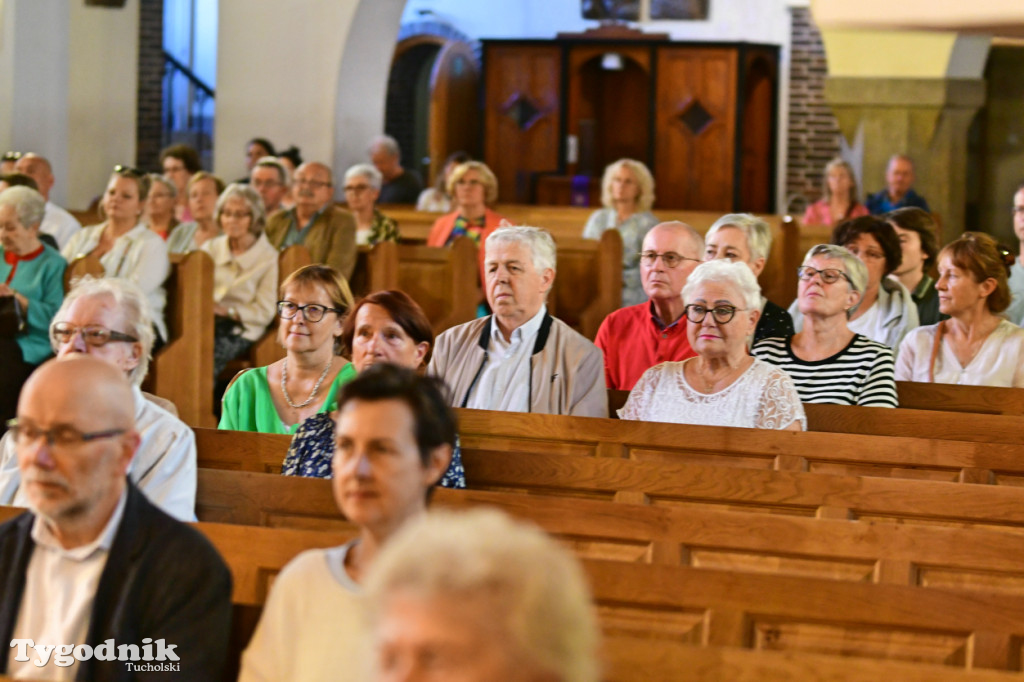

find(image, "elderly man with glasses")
[0,355,231,680]
[594,221,705,390]
[264,162,357,279]
[0,277,197,521]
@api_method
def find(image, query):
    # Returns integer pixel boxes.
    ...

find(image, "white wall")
[214,0,362,186]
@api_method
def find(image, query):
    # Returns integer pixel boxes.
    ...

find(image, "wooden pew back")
[397,237,478,333]
[548,231,622,339]
[63,254,104,292]
[144,251,215,427]
[235,245,312,370]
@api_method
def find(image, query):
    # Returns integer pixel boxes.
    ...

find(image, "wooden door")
[738,48,777,212]
[428,41,481,186]
[483,44,562,203]
[654,47,738,210]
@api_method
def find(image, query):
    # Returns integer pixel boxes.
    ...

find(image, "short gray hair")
[706,213,773,262]
[368,134,400,160]
[215,183,267,236]
[803,243,868,295]
[254,156,290,185]
[52,276,155,386]
[0,186,46,229]
[485,226,557,273]
[682,259,762,310]
[147,173,177,199]
[344,163,382,192]
[365,509,600,682]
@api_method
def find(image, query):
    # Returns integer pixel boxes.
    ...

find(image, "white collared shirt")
[466,306,546,412]
[0,387,197,521]
[8,490,128,680]
[41,203,82,250]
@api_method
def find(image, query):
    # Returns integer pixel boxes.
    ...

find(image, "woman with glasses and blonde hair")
[803,157,869,226]
[896,232,1024,386]
[620,260,805,430]
[63,165,170,343]
[753,244,897,406]
[583,158,659,307]
[219,264,356,434]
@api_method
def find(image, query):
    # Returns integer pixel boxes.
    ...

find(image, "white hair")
[706,213,773,262]
[365,509,600,682]
[803,243,867,294]
[485,226,557,273]
[51,276,155,386]
[0,186,46,229]
[344,163,383,192]
[682,259,762,310]
[368,134,401,160]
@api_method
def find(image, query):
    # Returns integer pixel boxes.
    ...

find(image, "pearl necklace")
[281,357,332,409]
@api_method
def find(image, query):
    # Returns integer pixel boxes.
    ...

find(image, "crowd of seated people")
[6,133,1024,680]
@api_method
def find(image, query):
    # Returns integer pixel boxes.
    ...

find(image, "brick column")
[136,0,164,171]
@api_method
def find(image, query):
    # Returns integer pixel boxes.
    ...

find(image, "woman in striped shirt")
[753,244,898,407]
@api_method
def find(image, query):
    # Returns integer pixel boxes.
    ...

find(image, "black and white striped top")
[751,334,898,407]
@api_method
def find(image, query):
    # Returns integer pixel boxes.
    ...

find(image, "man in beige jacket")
[428,226,607,418]
[264,161,356,279]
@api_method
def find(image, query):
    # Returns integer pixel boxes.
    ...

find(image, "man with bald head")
[595,221,704,390]
[13,153,81,249]
[0,356,231,679]
[264,161,357,278]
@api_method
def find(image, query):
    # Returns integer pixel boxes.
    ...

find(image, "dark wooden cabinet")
[481,37,779,212]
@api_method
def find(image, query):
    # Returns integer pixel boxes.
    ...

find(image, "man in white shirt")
[0,277,197,520]
[429,226,607,417]
[0,356,231,680]
[14,154,81,249]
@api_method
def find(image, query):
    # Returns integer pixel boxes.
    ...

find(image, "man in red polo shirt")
[595,221,703,390]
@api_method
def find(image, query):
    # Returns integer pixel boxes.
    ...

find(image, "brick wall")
[786,7,841,212]
[136,0,164,171]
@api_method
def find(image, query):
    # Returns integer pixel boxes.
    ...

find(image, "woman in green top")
[219,264,357,434]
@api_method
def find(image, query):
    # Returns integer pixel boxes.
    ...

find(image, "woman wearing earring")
[753,244,898,406]
[63,166,170,343]
[219,264,357,434]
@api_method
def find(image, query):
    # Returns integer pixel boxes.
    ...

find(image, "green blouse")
[218,362,357,434]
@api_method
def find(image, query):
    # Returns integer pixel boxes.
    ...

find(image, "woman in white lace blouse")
[620,259,806,430]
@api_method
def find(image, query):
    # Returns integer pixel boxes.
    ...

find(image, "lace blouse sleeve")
[618,365,661,421]
[755,366,806,430]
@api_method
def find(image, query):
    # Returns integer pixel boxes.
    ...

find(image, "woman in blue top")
[0,186,66,428]
[219,264,357,434]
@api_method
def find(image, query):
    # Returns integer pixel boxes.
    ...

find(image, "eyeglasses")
[6,419,126,450]
[51,323,139,347]
[797,266,853,286]
[277,301,343,323]
[683,304,742,324]
[113,164,144,178]
[638,251,701,269]
[294,178,331,189]
[343,184,372,194]
[220,210,252,220]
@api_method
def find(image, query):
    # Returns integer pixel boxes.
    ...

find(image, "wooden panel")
[428,41,481,183]
[243,245,312,370]
[483,44,562,203]
[738,49,777,212]
[655,47,738,210]
[547,231,622,339]
[63,254,104,292]
[566,44,652,176]
[396,237,477,334]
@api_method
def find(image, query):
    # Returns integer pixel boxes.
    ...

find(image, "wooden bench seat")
[195,468,1024,596]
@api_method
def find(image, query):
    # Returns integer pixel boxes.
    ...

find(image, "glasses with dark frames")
[277,301,343,323]
[683,304,742,324]
[6,419,127,450]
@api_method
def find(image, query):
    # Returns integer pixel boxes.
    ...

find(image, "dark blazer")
[0,482,232,681]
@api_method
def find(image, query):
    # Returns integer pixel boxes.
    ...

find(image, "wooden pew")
[804,403,1024,446]
[548,230,622,339]
[382,205,799,306]
[143,251,215,428]
[196,468,1024,597]
[63,253,104,291]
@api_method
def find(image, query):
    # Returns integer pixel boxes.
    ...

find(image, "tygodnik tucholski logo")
[10,638,181,671]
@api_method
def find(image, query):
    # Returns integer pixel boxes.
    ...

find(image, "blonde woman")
[803,157,869,226]
[582,158,658,306]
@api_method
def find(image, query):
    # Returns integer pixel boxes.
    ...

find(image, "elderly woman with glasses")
[753,245,898,406]
[583,158,659,307]
[0,276,197,520]
[0,186,66,427]
[63,165,171,343]
[143,173,179,241]
[199,183,279,379]
[342,164,399,246]
[620,259,805,430]
[219,264,357,435]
